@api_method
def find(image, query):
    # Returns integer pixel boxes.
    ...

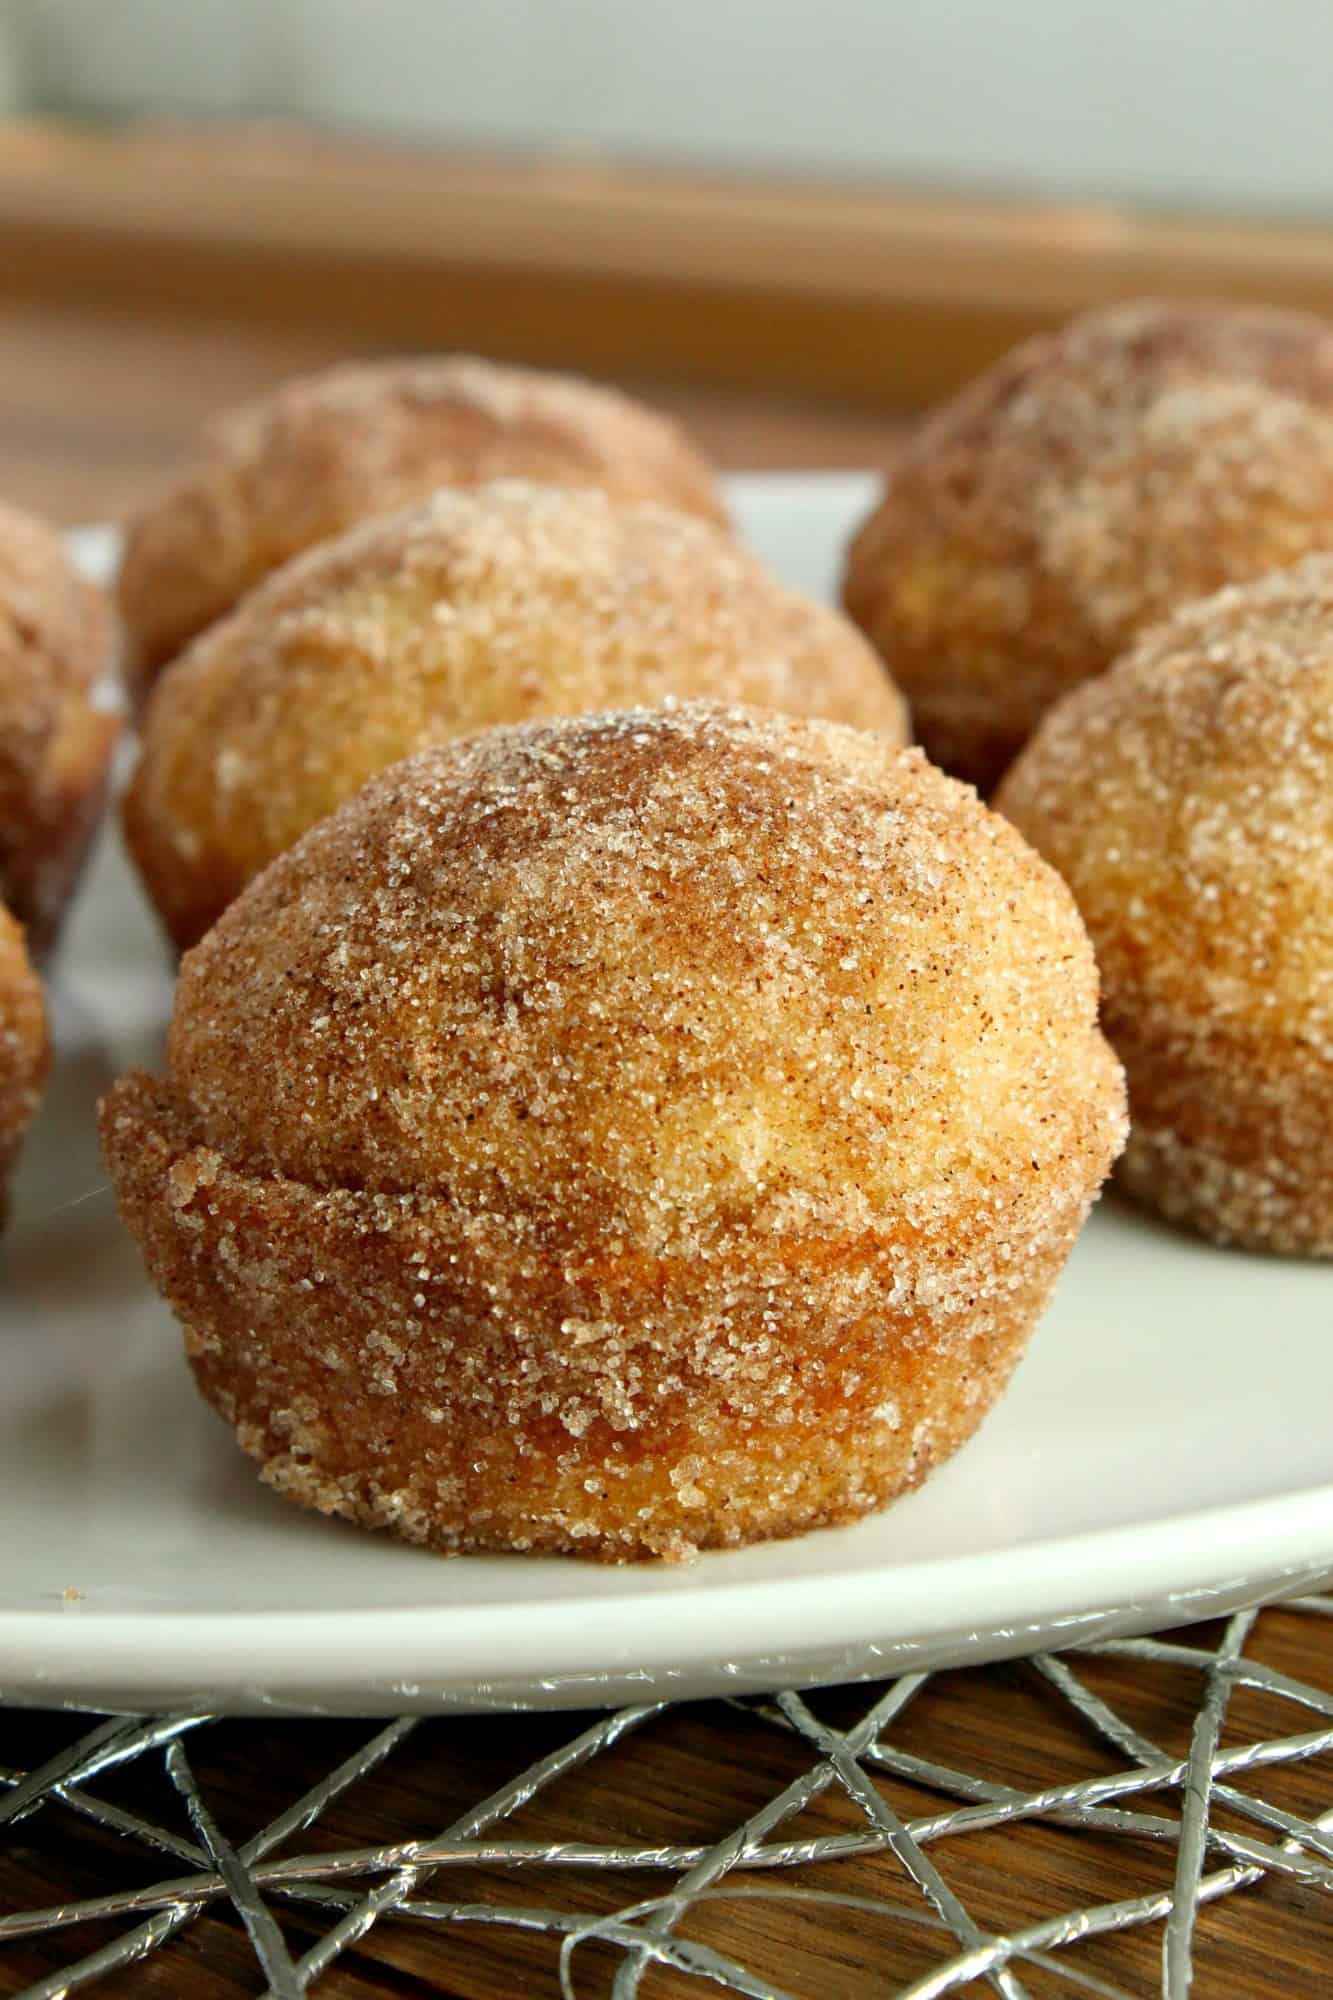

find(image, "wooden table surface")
[0,298,1329,2000]
[0,298,912,528]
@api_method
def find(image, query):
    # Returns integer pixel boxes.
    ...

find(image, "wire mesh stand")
[3,1595,1332,1998]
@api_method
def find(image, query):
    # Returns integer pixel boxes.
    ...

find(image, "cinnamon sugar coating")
[117,354,729,695]
[0,498,119,953]
[102,704,1125,1560]
[0,906,48,1223]
[123,481,908,950]
[998,557,1333,1255]
[845,300,1333,790]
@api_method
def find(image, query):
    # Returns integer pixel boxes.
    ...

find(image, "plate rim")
[6,1483,1332,1703]
[8,473,1329,1712]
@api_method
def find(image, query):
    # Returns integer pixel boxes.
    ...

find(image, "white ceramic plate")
[2,475,1330,1717]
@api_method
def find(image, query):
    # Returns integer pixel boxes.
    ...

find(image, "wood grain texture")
[0,300,911,525]
[3,121,1333,406]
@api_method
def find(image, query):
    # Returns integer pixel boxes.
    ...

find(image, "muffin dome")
[845,300,1333,788]
[0,905,48,1221]
[998,556,1333,1254]
[124,481,908,949]
[0,497,118,951]
[118,354,729,693]
[103,704,1125,1558]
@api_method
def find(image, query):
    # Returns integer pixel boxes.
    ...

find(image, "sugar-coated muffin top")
[117,352,729,684]
[845,299,1333,787]
[125,479,908,948]
[0,902,48,1175]
[998,553,1333,1036]
[0,496,114,927]
[168,701,1125,1258]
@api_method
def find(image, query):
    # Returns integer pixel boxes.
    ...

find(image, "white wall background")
[14,0,1333,216]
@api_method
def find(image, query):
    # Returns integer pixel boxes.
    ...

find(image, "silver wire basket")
[3,1593,1332,1997]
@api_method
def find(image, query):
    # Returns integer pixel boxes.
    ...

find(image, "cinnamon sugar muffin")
[102,704,1125,1561]
[845,300,1333,789]
[124,481,908,950]
[0,499,119,953]
[118,355,729,695]
[0,906,48,1222]
[998,558,1333,1255]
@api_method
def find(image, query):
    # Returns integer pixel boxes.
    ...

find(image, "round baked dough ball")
[123,481,909,949]
[117,354,729,694]
[0,498,118,953]
[103,703,1125,1561]
[0,906,48,1222]
[997,557,1333,1255]
[845,300,1333,790]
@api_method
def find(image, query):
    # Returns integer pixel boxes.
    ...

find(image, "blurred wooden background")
[6,120,1333,520]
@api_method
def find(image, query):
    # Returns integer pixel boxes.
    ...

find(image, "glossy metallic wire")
[288,1699,665,1991]
[0,1722,414,1999]
[773,1688,1032,2000]
[1030,1653,1333,1877]
[607,1674,925,2000]
[165,1738,302,1998]
[0,1713,209,1830]
[0,1600,1330,1998]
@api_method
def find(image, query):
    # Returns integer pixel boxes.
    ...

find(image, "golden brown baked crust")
[117,355,730,694]
[103,703,1125,1560]
[0,499,119,954]
[997,557,1333,1255]
[845,299,1333,790]
[123,480,909,950]
[0,905,49,1222]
